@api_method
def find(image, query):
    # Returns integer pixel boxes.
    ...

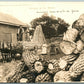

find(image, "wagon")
[0,12,28,62]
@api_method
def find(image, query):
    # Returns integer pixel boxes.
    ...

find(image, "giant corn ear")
[22,49,46,73]
[54,71,71,82]
[47,59,61,74]
[35,73,52,83]
[61,55,78,65]
[69,50,84,78]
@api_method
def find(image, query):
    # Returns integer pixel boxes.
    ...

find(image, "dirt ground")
[0,59,21,82]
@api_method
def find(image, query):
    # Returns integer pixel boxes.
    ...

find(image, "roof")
[0,12,27,27]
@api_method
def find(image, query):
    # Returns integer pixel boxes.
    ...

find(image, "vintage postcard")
[0,1,84,83]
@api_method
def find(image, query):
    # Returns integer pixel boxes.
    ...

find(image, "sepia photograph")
[0,1,84,83]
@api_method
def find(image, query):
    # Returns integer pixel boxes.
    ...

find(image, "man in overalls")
[41,43,48,55]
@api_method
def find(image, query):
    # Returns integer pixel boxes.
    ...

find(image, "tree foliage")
[30,14,69,39]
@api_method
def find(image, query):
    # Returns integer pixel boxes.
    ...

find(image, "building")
[0,12,27,44]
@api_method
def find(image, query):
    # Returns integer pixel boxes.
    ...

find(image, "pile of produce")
[4,14,84,83]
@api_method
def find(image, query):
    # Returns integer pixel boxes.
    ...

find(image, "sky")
[0,2,84,28]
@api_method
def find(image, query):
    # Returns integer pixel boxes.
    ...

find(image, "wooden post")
[11,33,17,44]
[22,33,25,41]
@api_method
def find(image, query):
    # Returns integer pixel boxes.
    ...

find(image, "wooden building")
[0,12,27,44]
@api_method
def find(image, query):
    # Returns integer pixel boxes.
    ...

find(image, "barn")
[0,12,27,44]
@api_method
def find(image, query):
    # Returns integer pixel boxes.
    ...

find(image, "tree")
[30,14,69,39]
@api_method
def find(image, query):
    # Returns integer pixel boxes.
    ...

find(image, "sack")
[60,41,76,55]
[74,40,84,54]
[77,19,84,26]
[81,31,84,42]
[78,14,84,26]
[63,28,79,42]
